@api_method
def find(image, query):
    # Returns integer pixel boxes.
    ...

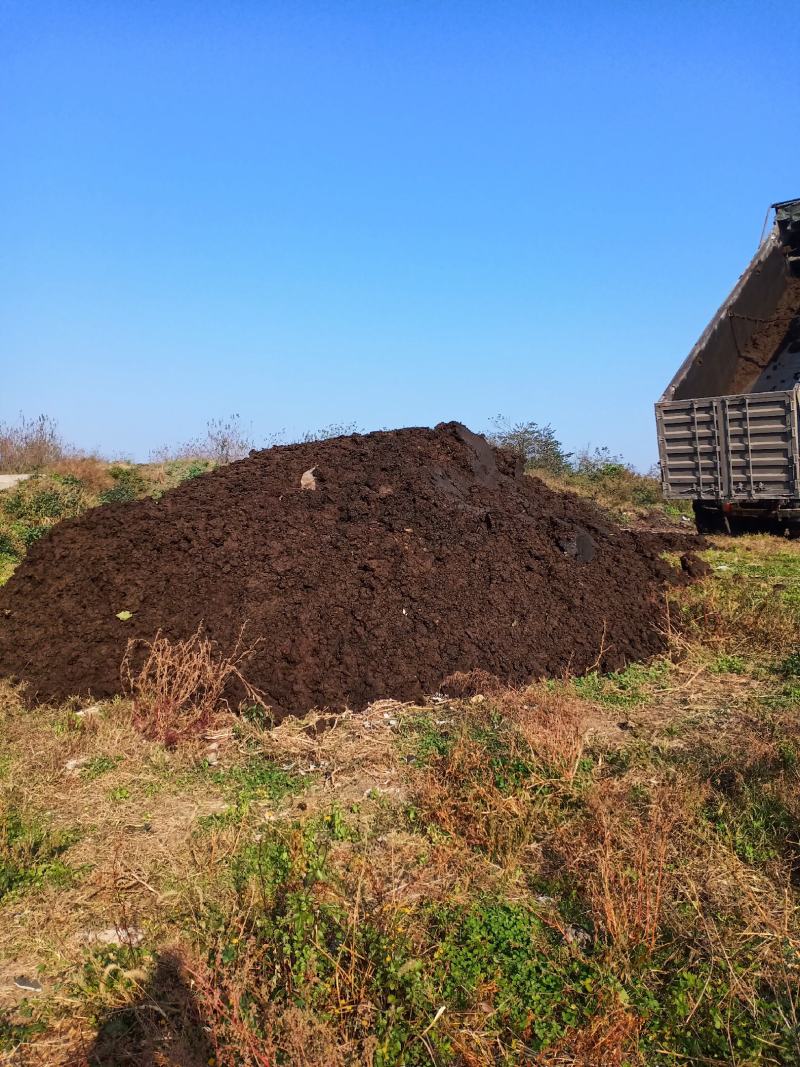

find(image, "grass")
[570,660,672,708]
[0,806,77,901]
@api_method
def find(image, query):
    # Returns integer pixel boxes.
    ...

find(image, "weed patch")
[122,626,263,747]
[705,785,799,868]
[208,756,304,820]
[0,806,77,901]
[571,660,670,707]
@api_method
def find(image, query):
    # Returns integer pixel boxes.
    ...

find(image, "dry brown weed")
[122,626,262,746]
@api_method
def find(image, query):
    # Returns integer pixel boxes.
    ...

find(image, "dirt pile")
[0,424,697,712]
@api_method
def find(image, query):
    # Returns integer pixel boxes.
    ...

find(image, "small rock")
[300,466,318,490]
[13,975,43,993]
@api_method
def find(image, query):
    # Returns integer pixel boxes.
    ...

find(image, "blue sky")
[1,1,797,467]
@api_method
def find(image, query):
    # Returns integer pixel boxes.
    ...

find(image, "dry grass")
[536,1002,644,1067]
[0,414,66,472]
[121,626,263,747]
[562,779,692,957]
[414,689,588,865]
[48,457,114,494]
[188,943,346,1067]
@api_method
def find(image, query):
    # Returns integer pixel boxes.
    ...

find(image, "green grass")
[710,652,749,674]
[705,786,798,867]
[0,1009,46,1053]
[81,755,122,780]
[0,807,78,902]
[704,543,800,607]
[570,660,671,708]
[399,712,455,763]
[200,755,306,825]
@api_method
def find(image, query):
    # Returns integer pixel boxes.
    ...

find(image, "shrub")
[2,476,87,523]
[487,415,572,474]
[152,415,259,466]
[300,422,360,442]
[413,690,587,864]
[100,465,146,504]
[121,626,264,747]
[563,780,686,958]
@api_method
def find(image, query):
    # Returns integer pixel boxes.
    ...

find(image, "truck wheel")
[693,502,728,534]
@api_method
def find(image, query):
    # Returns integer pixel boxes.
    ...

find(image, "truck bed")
[656,201,800,508]
[661,204,800,404]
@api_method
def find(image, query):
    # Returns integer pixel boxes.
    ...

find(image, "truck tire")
[693,501,728,535]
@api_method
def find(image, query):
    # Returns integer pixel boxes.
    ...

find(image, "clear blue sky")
[1,1,797,467]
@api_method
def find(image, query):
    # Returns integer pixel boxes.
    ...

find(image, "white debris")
[76,704,102,718]
[300,466,318,490]
[64,757,91,774]
[81,926,144,947]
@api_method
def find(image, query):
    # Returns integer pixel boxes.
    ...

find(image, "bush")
[300,422,360,442]
[152,415,258,466]
[122,626,264,747]
[487,416,572,474]
[100,466,146,504]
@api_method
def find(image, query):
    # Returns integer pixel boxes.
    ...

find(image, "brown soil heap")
[0,423,692,711]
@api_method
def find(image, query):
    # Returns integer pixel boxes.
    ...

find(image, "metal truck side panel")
[656,387,800,500]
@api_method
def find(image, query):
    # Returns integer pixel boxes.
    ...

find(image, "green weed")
[201,756,304,825]
[705,785,798,867]
[81,755,121,780]
[400,713,455,763]
[0,1009,46,1053]
[571,660,670,708]
[639,955,799,1063]
[0,807,77,901]
[432,900,598,1048]
[100,466,146,504]
[710,653,749,674]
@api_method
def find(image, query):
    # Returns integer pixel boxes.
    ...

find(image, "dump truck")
[656,199,800,533]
